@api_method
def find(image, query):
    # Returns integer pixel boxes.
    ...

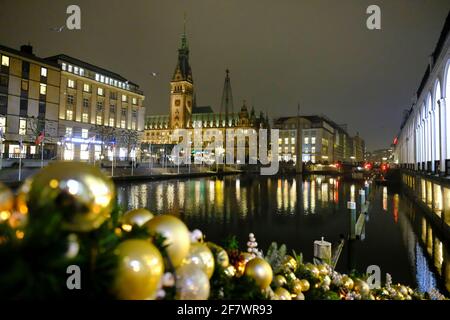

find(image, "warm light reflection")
[350,184,355,202]
[393,194,399,223]
[156,184,163,212]
[382,187,388,211]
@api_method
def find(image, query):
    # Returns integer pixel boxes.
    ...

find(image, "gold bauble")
[27,162,115,232]
[342,276,354,290]
[398,285,408,296]
[293,292,305,300]
[282,255,297,271]
[273,275,287,288]
[299,279,310,292]
[121,208,154,230]
[274,287,292,300]
[292,279,303,294]
[0,182,14,216]
[224,265,236,277]
[244,257,273,289]
[175,264,210,300]
[144,214,190,268]
[183,242,215,279]
[112,239,164,300]
[206,242,229,268]
[305,263,320,277]
[317,264,329,276]
[354,279,370,296]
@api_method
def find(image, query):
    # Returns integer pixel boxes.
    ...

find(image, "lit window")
[100,75,104,83]
[311,137,316,144]
[1,55,10,67]
[64,143,74,160]
[122,94,127,102]
[132,97,137,105]
[79,68,84,76]
[131,121,136,130]
[68,65,73,73]
[68,79,75,88]
[62,63,67,71]
[82,113,89,123]
[97,87,104,96]
[80,144,89,160]
[81,129,88,139]
[66,109,73,120]
[109,117,115,127]
[74,66,79,74]
[41,67,47,77]
[40,83,47,95]
[284,138,289,145]
[121,119,126,128]
[65,127,72,137]
[30,146,36,154]
[96,115,103,125]
[0,116,6,133]
[19,118,27,135]
[291,138,295,144]
[95,74,100,81]
[83,83,90,92]
[304,137,309,144]
[311,147,316,153]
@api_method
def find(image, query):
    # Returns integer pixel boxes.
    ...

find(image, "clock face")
[175,99,181,106]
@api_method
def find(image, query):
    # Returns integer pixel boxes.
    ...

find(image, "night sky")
[0,0,449,150]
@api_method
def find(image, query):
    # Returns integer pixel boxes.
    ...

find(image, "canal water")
[116,174,450,295]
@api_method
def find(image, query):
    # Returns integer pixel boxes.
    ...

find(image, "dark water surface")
[116,174,450,294]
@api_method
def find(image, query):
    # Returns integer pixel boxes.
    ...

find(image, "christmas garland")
[0,162,447,300]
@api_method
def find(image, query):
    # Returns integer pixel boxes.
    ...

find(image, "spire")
[172,15,192,83]
[220,69,234,127]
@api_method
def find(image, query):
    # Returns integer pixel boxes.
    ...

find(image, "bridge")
[394,12,450,176]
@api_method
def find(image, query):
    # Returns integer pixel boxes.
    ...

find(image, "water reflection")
[116,174,449,294]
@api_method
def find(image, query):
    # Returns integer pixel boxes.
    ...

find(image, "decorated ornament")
[224,265,236,277]
[236,252,254,277]
[353,279,370,296]
[299,279,310,292]
[121,208,154,230]
[183,242,215,279]
[341,275,354,290]
[293,292,305,300]
[190,229,203,243]
[282,255,297,271]
[273,275,287,288]
[145,214,190,268]
[206,242,229,268]
[285,271,297,282]
[317,264,329,276]
[246,233,262,258]
[274,287,292,300]
[175,264,210,300]
[112,239,164,300]
[244,257,273,289]
[27,162,115,232]
[322,275,331,287]
[292,279,303,294]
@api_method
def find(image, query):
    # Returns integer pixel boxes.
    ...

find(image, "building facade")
[0,44,60,160]
[273,115,365,164]
[143,31,269,163]
[45,55,145,162]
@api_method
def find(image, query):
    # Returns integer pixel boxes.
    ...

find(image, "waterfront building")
[366,148,394,164]
[273,115,364,164]
[0,44,60,160]
[45,54,145,162]
[143,30,269,163]
[394,11,450,175]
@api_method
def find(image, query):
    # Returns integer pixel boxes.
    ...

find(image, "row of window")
[66,79,138,104]
[20,80,48,95]
[1,54,49,78]
[61,62,131,91]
